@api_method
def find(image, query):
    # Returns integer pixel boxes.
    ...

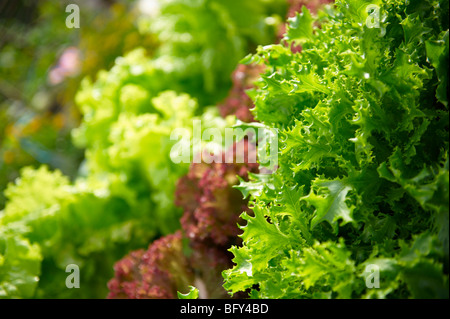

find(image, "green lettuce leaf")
[224,0,449,299]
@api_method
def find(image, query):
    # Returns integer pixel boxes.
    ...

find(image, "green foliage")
[0,0,157,210]
[178,286,200,299]
[74,59,233,233]
[0,0,286,299]
[224,0,449,299]
[71,0,286,239]
[0,89,227,298]
[0,230,42,299]
[138,0,287,105]
[0,165,156,298]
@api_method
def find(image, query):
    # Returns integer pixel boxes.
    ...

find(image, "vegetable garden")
[0,0,448,299]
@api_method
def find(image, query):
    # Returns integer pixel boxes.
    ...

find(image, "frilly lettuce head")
[224,0,449,299]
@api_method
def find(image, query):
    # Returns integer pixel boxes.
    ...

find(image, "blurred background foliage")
[0,0,288,298]
[0,0,158,209]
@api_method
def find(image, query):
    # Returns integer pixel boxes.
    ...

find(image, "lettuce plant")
[108,141,258,299]
[224,0,449,299]
[138,0,287,105]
